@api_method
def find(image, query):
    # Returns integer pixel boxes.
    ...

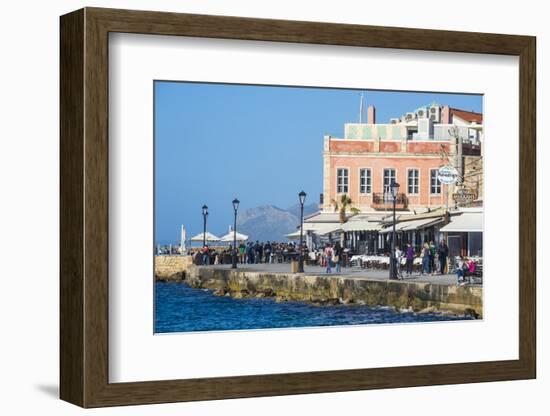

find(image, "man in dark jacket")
[438,240,449,274]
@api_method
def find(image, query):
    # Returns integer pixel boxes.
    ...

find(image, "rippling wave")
[154,282,471,333]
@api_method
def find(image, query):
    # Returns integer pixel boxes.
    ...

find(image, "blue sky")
[155,81,482,244]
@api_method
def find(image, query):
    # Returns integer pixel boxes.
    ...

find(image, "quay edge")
[182,264,483,318]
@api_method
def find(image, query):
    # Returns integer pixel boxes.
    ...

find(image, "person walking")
[395,245,403,279]
[438,240,449,274]
[238,242,245,264]
[264,241,271,264]
[247,243,254,264]
[429,240,436,275]
[201,244,210,266]
[334,242,342,273]
[253,241,260,264]
[324,244,333,274]
[421,242,430,275]
[405,242,414,276]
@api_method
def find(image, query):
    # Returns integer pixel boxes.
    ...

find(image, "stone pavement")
[203,263,467,286]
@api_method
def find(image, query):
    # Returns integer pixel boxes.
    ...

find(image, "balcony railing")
[371,192,408,210]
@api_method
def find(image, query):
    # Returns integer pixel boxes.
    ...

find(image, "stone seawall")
[154,255,193,281]
[185,266,483,318]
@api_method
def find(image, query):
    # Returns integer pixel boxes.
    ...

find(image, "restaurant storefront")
[439,210,483,259]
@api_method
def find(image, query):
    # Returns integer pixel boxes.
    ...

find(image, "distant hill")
[285,203,319,219]
[236,204,319,242]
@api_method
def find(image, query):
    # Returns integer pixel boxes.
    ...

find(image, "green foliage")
[330,194,360,224]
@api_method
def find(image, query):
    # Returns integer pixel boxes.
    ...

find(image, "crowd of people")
[392,240,478,284]
[193,241,350,272]
[455,256,478,285]
[391,240,449,278]
[181,238,479,285]
[235,241,302,264]
[317,242,344,273]
[193,241,305,266]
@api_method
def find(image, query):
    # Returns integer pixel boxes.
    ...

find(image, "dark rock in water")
[261,288,275,297]
[311,298,340,306]
[233,289,251,299]
[254,289,275,298]
[464,308,480,319]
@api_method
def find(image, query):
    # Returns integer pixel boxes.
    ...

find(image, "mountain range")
[236,203,319,242]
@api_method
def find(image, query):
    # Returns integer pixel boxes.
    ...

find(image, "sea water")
[154,281,471,333]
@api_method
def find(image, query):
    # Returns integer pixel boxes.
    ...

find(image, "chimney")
[367,105,376,124]
[441,105,451,124]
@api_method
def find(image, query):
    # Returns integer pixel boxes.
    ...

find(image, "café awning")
[439,212,483,233]
[341,221,382,232]
[379,217,444,233]
[285,223,342,239]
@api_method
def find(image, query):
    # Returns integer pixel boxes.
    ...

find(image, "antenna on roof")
[359,92,364,123]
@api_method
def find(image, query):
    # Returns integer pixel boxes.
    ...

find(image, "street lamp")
[298,190,307,273]
[389,181,400,280]
[201,204,208,247]
[232,198,240,269]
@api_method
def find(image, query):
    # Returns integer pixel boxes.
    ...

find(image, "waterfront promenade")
[204,263,463,286]
[154,255,482,317]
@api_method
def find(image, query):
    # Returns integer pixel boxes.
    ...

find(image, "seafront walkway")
[203,263,465,286]
[184,262,483,317]
[154,255,483,316]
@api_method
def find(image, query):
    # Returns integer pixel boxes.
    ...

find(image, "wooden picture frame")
[60,7,536,408]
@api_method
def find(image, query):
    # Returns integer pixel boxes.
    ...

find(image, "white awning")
[342,221,382,232]
[190,232,220,242]
[379,217,443,233]
[285,223,342,239]
[316,223,344,235]
[379,222,409,234]
[219,231,249,242]
[304,212,355,223]
[285,230,302,240]
[439,212,483,233]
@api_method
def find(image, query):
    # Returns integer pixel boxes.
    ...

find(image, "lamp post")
[232,198,240,269]
[201,204,208,247]
[298,190,307,273]
[389,181,400,280]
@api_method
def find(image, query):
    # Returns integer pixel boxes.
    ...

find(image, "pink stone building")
[321,104,483,214]
[298,103,484,255]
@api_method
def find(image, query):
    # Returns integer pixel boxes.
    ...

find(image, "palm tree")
[331,194,360,247]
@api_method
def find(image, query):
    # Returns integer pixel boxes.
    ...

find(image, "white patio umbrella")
[190,231,220,243]
[219,228,249,243]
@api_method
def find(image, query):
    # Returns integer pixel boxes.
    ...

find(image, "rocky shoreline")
[189,274,481,319]
[154,258,483,319]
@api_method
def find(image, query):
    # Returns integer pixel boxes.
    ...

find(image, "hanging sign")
[437,165,459,184]
[453,188,477,205]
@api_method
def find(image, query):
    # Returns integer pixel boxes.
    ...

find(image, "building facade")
[296,103,484,257]
[321,104,483,213]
